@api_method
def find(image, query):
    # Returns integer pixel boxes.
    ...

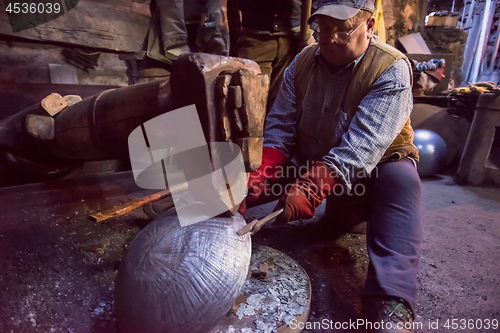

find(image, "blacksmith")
[239,0,423,332]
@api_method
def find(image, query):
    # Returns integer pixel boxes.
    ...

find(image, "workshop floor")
[0,171,498,333]
[246,175,500,333]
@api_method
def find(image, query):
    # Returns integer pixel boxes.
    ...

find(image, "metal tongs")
[237,208,284,236]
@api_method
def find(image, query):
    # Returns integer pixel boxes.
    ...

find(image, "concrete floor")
[0,172,498,332]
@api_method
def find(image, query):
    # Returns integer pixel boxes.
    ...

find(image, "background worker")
[234,0,317,113]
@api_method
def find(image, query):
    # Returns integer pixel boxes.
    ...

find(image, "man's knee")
[374,159,421,195]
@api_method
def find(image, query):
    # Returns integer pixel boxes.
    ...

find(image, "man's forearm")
[263,58,300,157]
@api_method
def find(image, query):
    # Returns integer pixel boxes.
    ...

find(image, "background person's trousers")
[237,33,300,113]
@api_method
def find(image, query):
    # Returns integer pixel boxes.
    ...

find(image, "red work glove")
[274,161,337,224]
[238,147,288,214]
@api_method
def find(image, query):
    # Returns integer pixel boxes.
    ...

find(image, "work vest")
[294,35,419,163]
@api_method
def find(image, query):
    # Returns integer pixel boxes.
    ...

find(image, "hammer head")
[171,53,269,172]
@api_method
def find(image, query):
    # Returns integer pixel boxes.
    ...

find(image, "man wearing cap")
[239,0,422,332]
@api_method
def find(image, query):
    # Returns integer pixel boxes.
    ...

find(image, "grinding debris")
[233,246,310,333]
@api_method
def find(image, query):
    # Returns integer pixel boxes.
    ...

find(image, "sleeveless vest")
[294,35,419,163]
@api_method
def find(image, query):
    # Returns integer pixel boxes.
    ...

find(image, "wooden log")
[0,79,174,162]
[0,54,269,170]
[45,79,175,160]
[0,82,119,120]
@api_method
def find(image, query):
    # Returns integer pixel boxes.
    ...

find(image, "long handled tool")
[300,0,313,45]
[90,183,188,222]
[237,208,284,236]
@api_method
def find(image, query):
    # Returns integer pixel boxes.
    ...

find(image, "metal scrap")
[233,245,310,333]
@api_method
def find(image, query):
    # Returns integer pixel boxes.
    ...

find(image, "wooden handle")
[90,183,188,222]
[300,0,313,43]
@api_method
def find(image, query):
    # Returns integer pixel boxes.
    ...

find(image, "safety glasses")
[313,21,366,44]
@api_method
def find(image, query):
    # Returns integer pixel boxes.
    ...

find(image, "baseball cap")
[308,0,375,24]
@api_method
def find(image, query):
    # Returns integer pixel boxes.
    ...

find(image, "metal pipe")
[461,13,480,83]
[451,0,456,13]
[489,20,500,71]
[459,0,465,28]
[466,0,476,29]
[480,0,498,74]
[485,0,497,45]
[469,0,493,83]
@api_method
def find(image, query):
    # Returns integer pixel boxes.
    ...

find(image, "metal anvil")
[0,53,269,172]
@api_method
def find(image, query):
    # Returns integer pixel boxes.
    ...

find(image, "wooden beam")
[0,0,149,53]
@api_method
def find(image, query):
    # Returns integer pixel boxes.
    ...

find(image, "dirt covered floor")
[0,171,498,333]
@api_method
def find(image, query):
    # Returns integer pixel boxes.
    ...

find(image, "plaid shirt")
[263,48,413,190]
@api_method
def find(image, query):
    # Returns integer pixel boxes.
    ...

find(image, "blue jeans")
[325,158,423,312]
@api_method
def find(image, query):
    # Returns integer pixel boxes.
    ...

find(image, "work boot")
[358,296,415,333]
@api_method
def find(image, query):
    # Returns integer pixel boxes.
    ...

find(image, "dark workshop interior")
[0,0,499,332]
